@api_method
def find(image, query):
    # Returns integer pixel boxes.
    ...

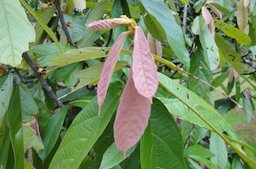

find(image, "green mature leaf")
[189,155,217,169]
[188,48,212,102]
[7,86,24,169]
[63,14,85,42]
[74,61,127,90]
[0,127,10,169]
[0,0,35,66]
[140,0,190,68]
[0,74,13,126]
[19,85,38,120]
[51,63,82,88]
[192,16,219,71]
[39,107,68,160]
[184,144,215,159]
[141,99,186,169]
[99,143,136,169]
[31,43,71,67]
[34,6,57,44]
[215,19,251,45]
[210,133,228,169]
[158,73,256,168]
[50,47,109,67]
[49,83,123,169]
[19,0,62,50]
[215,35,249,73]
[22,125,44,153]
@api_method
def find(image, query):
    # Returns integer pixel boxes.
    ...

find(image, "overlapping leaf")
[97,31,129,108]
[0,0,35,66]
[132,27,158,99]
[114,72,151,153]
[88,18,132,30]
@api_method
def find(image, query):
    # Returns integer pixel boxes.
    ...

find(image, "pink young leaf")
[209,19,216,37]
[244,0,250,7]
[97,31,129,109]
[202,6,213,25]
[114,71,151,153]
[87,18,132,30]
[208,4,222,19]
[155,40,162,57]
[132,27,158,99]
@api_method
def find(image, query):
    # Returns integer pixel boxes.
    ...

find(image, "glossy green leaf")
[140,0,190,68]
[184,144,215,159]
[49,83,123,169]
[210,133,228,169]
[74,61,127,91]
[0,127,10,169]
[188,48,212,102]
[0,0,35,66]
[215,35,249,73]
[39,107,68,160]
[99,143,136,169]
[34,6,57,44]
[63,14,85,42]
[0,74,13,126]
[141,99,186,169]
[158,73,256,167]
[7,86,24,169]
[192,16,219,71]
[50,47,109,67]
[19,85,38,120]
[31,43,71,67]
[215,19,251,45]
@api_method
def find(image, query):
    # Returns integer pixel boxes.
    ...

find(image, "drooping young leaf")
[207,4,222,19]
[49,83,123,169]
[0,0,35,66]
[202,6,213,25]
[132,26,158,99]
[244,0,250,7]
[237,0,249,34]
[97,31,129,108]
[87,18,132,30]
[114,72,151,153]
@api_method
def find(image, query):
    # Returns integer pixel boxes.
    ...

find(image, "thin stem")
[184,124,195,149]
[55,0,75,47]
[22,52,64,108]
[105,29,113,47]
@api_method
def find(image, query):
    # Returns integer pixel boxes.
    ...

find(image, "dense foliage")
[0,0,256,169]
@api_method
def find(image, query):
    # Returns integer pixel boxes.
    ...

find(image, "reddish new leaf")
[97,31,129,109]
[202,6,213,25]
[208,4,222,19]
[87,18,132,30]
[114,71,151,153]
[244,0,250,7]
[132,27,158,99]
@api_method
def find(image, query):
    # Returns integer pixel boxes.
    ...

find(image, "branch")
[184,124,195,148]
[55,0,75,47]
[22,52,64,108]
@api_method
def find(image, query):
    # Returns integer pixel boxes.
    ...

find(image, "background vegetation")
[0,0,256,168]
